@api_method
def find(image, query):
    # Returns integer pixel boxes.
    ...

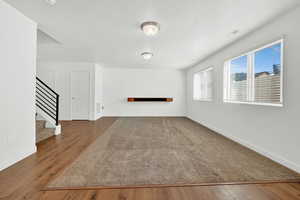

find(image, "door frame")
[70,70,91,120]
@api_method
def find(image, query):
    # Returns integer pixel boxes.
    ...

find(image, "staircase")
[36,120,56,143]
[36,77,61,143]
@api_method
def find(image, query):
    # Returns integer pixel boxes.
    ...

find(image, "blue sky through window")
[231,55,247,81]
[255,43,281,74]
[231,56,247,73]
[230,43,281,76]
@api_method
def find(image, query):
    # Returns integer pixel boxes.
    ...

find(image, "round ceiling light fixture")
[45,0,56,5]
[141,21,160,36]
[141,52,153,60]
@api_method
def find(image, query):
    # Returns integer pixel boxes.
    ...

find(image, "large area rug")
[46,117,300,189]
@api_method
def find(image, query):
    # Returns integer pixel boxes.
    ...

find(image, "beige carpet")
[46,117,300,189]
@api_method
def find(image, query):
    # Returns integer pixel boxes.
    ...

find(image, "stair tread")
[36,126,54,143]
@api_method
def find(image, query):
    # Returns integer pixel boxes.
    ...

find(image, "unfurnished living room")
[1,0,300,199]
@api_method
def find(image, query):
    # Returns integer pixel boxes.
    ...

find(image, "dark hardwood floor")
[0,117,299,200]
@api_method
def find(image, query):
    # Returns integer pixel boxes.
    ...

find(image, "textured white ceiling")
[4,0,300,68]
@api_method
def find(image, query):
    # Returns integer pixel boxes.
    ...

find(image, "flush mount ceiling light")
[141,21,160,36]
[141,52,153,60]
[45,0,56,5]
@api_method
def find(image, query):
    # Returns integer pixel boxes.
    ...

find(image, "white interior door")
[71,71,90,120]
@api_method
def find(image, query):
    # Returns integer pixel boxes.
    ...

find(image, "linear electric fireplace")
[128,97,173,102]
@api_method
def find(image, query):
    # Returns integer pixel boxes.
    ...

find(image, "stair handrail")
[36,77,60,126]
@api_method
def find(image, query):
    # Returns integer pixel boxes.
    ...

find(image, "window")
[224,39,283,106]
[193,67,213,101]
[228,55,248,102]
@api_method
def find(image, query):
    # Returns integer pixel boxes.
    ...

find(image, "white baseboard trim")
[95,113,103,121]
[187,116,300,174]
[0,145,37,171]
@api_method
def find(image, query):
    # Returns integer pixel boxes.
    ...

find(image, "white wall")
[0,1,37,170]
[186,7,300,172]
[94,64,104,120]
[103,68,186,116]
[37,62,103,120]
[90,64,104,120]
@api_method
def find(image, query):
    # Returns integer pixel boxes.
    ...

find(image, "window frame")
[223,39,284,107]
[193,66,214,102]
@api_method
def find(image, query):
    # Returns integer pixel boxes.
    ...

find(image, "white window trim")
[223,100,283,107]
[193,67,214,102]
[223,39,284,107]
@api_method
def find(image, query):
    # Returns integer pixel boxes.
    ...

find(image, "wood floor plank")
[259,183,300,200]
[0,117,299,200]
